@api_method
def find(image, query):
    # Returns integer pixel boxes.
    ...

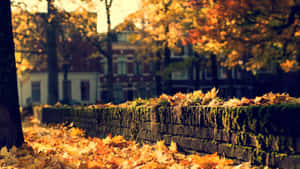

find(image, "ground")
[0,117,252,169]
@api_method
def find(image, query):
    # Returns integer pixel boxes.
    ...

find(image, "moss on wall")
[40,104,300,168]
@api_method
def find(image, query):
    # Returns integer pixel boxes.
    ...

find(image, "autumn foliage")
[0,118,252,169]
[129,0,300,72]
[184,0,300,71]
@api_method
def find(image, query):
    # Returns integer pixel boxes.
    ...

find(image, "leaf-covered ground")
[0,117,253,169]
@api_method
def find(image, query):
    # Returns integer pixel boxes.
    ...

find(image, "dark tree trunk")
[154,49,163,96]
[155,56,162,96]
[226,68,234,98]
[0,0,24,148]
[104,0,114,103]
[47,0,59,105]
[163,45,171,94]
[161,1,172,94]
[194,53,201,90]
[296,46,300,97]
[62,63,70,104]
[210,54,218,88]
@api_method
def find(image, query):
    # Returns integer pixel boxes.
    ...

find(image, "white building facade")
[18,72,99,106]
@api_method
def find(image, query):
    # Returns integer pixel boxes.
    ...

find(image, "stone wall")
[38,104,300,168]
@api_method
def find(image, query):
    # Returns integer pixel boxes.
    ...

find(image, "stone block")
[115,127,122,135]
[141,130,150,140]
[265,152,281,168]
[171,136,194,149]
[184,126,194,137]
[163,135,172,145]
[181,137,194,149]
[171,136,180,146]
[295,156,300,169]
[270,136,280,152]
[234,146,251,162]
[121,120,129,128]
[110,120,121,127]
[189,138,202,151]
[149,122,160,135]
[194,127,213,139]
[142,129,161,141]
[231,133,237,145]
[193,127,201,138]
[203,141,218,154]
[265,153,277,168]
[218,144,234,158]
[296,137,300,153]
[172,125,185,136]
[221,130,231,143]
[142,129,151,139]
[167,124,173,134]
[184,126,196,137]
[213,128,223,141]
[247,135,257,147]
[160,123,168,133]
[278,156,297,169]
[141,122,152,130]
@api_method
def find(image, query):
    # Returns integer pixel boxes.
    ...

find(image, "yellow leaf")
[0,146,9,156]
[281,59,295,72]
[169,141,177,152]
[156,140,167,152]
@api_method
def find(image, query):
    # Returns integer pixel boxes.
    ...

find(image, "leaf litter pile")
[0,117,253,169]
[91,89,299,109]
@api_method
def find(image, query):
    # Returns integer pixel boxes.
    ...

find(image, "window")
[150,86,157,97]
[149,60,157,74]
[32,81,40,103]
[218,67,228,79]
[204,68,213,80]
[236,88,242,98]
[114,85,123,103]
[199,70,204,80]
[101,90,110,103]
[102,57,108,75]
[232,67,242,80]
[117,32,129,42]
[81,81,90,101]
[138,87,146,98]
[237,70,242,79]
[171,70,188,80]
[117,56,127,75]
[134,61,143,75]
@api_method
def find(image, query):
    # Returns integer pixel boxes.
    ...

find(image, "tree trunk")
[210,54,218,88]
[296,46,300,97]
[105,0,114,103]
[155,54,162,96]
[62,63,70,104]
[226,68,234,98]
[163,44,171,94]
[0,0,24,148]
[194,53,201,90]
[47,0,59,105]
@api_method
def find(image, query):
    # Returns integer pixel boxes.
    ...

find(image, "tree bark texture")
[47,0,59,105]
[0,0,24,148]
[105,0,114,103]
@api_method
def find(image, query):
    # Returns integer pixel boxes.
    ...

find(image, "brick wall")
[38,105,300,168]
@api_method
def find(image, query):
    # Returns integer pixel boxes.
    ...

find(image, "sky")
[97,0,139,32]
[11,0,140,33]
